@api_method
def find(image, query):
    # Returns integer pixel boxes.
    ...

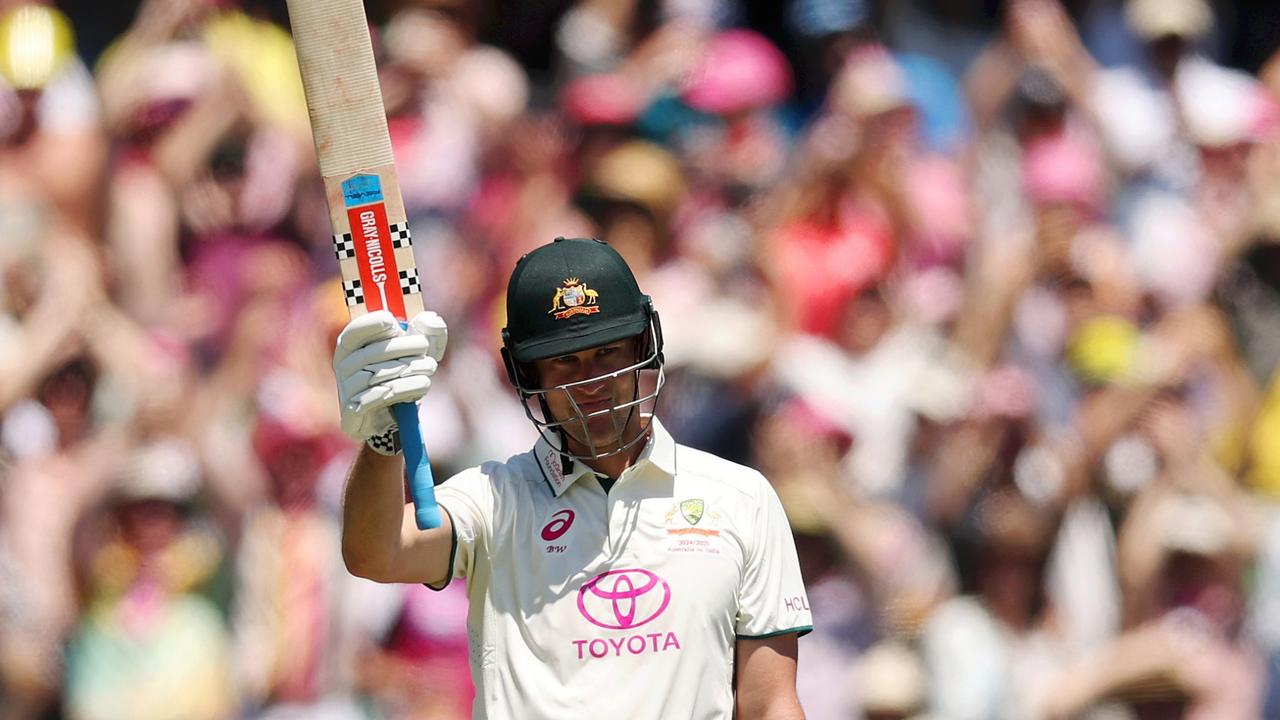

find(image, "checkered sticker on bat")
[333,232,356,259]
[399,268,421,296]
[342,278,364,307]
[389,222,412,249]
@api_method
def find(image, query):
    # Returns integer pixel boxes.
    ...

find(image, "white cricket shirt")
[431,418,812,719]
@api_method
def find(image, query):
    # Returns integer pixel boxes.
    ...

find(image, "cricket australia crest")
[664,498,721,550]
[550,278,601,320]
[679,498,705,525]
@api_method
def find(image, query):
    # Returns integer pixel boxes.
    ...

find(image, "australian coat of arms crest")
[549,277,601,320]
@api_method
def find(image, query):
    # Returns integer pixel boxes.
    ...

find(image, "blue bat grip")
[391,402,441,529]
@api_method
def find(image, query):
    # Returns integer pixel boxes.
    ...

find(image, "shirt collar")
[533,437,594,497]
[638,416,677,479]
[533,417,677,498]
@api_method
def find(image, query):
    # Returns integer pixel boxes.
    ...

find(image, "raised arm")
[341,445,453,585]
[332,310,453,585]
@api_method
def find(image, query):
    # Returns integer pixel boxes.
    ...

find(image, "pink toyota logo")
[577,569,671,630]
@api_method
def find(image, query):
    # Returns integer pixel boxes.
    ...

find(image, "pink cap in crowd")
[682,29,792,115]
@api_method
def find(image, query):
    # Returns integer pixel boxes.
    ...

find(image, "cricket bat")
[286,0,441,529]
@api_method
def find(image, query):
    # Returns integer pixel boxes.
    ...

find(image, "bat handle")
[392,402,441,530]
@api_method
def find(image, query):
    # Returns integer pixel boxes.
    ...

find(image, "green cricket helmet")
[501,237,664,461]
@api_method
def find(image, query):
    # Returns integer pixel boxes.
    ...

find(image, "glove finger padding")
[408,310,448,362]
[334,334,433,381]
[346,375,433,417]
[338,356,438,401]
[332,310,449,445]
[335,310,403,356]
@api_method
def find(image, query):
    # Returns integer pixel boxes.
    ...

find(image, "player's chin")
[580,427,625,454]
[568,416,629,453]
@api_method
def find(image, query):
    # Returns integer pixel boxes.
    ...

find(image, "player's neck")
[581,439,646,481]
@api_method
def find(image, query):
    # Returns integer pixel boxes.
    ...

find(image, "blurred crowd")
[3,0,1280,718]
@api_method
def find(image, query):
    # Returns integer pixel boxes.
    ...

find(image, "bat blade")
[287,0,440,530]
[328,169,423,321]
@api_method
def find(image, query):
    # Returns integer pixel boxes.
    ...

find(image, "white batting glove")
[333,310,448,449]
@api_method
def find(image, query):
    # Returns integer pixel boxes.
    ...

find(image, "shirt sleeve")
[431,466,494,588]
[735,473,813,638]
